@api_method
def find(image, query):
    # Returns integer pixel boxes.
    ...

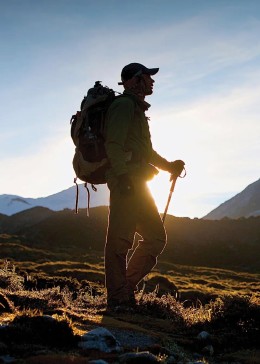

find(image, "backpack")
[70,81,117,186]
[70,81,118,213]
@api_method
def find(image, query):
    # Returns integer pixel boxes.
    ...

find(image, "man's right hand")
[117,173,134,196]
[169,160,185,178]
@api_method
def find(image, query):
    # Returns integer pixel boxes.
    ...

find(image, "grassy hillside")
[0,253,259,363]
[0,222,259,363]
[0,232,259,304]
[163,216,260,272]
[2,207,259,272]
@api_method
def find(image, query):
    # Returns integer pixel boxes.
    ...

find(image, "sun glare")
[148,172,173,214]
[148,170,192,217]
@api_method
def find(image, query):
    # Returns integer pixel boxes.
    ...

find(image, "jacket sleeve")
[150,149,171,171]
[104,97,135,176]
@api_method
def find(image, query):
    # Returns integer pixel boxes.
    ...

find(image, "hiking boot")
[105,304,135,315]
[106,295,137,315]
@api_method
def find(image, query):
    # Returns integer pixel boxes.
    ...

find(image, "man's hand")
[117,173,134,196]
[169,160,185,178]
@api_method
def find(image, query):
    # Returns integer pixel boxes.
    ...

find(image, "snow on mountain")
[0,184,109,216]
[203,178,260,220]
[2,178,260,219]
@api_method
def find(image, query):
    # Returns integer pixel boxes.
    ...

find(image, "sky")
[0,0,259,218]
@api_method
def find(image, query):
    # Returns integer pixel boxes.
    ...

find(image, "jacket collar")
[123,90,151,111]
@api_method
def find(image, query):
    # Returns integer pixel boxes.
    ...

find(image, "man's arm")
[150,149,185,177]
[150,149,171,171]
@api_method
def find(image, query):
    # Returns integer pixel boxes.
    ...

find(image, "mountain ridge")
[204,178,260,219]
[1,178,259,219]
[0,184,109,216]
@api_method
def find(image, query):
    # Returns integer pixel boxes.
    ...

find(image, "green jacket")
[104,90,170,180]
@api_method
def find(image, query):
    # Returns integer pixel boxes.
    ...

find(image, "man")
[104,63,185,310]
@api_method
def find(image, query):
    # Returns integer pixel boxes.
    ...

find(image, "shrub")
[0,260,24,291]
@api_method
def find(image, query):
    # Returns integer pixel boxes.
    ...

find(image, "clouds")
[0,0,259,217]
[158,16,260,89]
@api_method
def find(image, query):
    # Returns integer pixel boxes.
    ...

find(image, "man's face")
[123,73,155,97]
[141,74,155,96]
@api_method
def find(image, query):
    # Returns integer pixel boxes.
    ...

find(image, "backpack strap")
[74,178,98,217]
[74,178,79,214]
[84,183,90,217]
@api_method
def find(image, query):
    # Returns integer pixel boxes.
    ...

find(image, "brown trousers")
[105,177,167,303]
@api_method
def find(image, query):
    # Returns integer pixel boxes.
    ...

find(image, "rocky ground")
[0,261,259,364]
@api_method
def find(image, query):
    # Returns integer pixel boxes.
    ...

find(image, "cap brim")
[146,67,159,75]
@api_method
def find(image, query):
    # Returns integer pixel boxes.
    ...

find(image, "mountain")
[0,206,56,233]
[0,184,109,216]
[2,178,260,219]
[204,178,260,220]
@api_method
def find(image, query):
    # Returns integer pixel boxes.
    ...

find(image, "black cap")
[119,63,159,85]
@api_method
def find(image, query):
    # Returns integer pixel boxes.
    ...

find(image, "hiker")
[104,63,185,310]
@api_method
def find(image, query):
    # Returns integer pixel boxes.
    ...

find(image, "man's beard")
[129,80,152,97]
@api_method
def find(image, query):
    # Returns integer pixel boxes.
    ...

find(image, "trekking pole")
[162,167,186,224]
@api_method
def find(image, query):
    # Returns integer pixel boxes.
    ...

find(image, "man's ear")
[135,74,143,84]
[124,76,139,89]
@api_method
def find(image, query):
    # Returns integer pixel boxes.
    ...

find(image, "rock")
[165,355,176,364]
[0,355,16,363]
[149,344,171,356]
[78,327,122,353]
[192,353,203,360]
[109,328,157,350]
[0,315,77,348]
[119,351,159,363]
[144,276,179,299]
[202,345,214,356]
[196,331,212,354]
[41,315,56,322]
[197,331,210,341]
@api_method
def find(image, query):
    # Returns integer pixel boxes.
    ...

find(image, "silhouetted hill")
[0,207,259,272]
[0,207,55,233]
[23,206,108,252]
[204,178,260,219]
[163,215,260,271]
[0,213,7,221]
